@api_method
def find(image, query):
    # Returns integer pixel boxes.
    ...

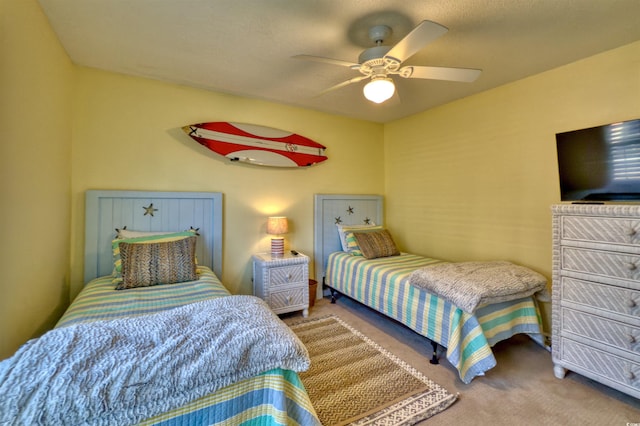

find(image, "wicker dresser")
[552,204,640,398]
[253,252,309,317]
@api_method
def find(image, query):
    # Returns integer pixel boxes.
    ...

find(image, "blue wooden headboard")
[313,194,383,284]
[84,190,223,283]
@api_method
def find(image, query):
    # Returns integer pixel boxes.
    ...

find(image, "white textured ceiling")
[38,0,640,123]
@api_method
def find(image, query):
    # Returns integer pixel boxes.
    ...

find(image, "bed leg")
[430,341,440,365]
[329,287,337,304]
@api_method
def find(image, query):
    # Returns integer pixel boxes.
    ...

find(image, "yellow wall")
[70,68,384,298]
[0,0,74,358]
[384,40,640,330]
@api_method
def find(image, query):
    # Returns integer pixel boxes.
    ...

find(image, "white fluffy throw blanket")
[0,295,310,426]
[409,261,547,314]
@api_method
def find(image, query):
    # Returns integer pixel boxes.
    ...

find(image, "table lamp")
[267,216,288,257]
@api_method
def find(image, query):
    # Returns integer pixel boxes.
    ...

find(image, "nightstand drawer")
[268,265,306,286]
[270,287,307,310]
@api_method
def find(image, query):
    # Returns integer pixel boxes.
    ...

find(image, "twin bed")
[314,194,547,384]
[0,190,320,426]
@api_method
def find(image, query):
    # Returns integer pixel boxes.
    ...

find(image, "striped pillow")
[336,223,379,251]
[116,227,199,239]
[344,232,364,256]
[116,229,179,239]
[116,236,198,290]
[352,229,400,259]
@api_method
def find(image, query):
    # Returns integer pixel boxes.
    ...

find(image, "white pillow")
[336,223,378,251]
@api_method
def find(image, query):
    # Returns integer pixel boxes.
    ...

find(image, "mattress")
[326,252,543,384]
[54,266,320,425]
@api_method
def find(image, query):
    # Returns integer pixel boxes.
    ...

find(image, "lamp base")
[270,237,284,257]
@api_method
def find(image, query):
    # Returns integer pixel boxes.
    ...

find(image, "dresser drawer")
[561,308,640,354]
[269,286,307,310]
[561,277,640,318]
[559,338,640,392]
[561,216,640,246]
[267,264,306,286]
[561,247,640,281]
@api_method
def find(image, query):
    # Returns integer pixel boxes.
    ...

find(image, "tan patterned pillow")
[352,230,400,259]
[111,230,198,281]
[116,236,198,290]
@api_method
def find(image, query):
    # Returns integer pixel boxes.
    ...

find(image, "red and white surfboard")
[183,122,328,167]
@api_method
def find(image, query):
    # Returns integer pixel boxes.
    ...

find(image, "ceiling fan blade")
[384,20,448,63]
[401,65,481,82]
[293,54,360,69]
[317,75,369,96]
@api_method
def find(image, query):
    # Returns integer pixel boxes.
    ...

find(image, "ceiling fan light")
[363,78,395,103]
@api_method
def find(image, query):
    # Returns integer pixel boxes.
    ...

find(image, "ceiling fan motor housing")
[358,45,392,65]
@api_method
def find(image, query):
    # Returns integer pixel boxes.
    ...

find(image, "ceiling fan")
[294,20,481,104]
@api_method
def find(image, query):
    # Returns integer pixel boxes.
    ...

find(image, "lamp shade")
[267,216,288,235]
[363,78,395,104]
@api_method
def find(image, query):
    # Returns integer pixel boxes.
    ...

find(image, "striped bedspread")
[326,252,543,384]
[55,267,320,426]
[56,267,230,327]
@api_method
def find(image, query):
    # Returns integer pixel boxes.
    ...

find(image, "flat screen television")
[556,118,640,202]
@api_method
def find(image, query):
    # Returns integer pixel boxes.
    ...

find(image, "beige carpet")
[289,315,457,425]
[283,296,640,425]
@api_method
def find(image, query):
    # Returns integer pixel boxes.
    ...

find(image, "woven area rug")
[290,315,457,426]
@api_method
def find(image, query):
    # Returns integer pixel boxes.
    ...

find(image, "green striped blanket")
[326,252,543,383]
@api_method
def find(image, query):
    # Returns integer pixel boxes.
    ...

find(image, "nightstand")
[253,252,309,317]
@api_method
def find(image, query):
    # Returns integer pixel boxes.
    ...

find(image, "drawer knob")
[627,263,637,271]
[630,334,637,344]
[628,299,637,308]
[627,228,637,237]
[626,370,635,380]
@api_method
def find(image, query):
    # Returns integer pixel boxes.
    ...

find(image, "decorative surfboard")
[183,122,328,167]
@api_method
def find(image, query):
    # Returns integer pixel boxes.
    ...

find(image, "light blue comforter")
[0,295,310,426]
